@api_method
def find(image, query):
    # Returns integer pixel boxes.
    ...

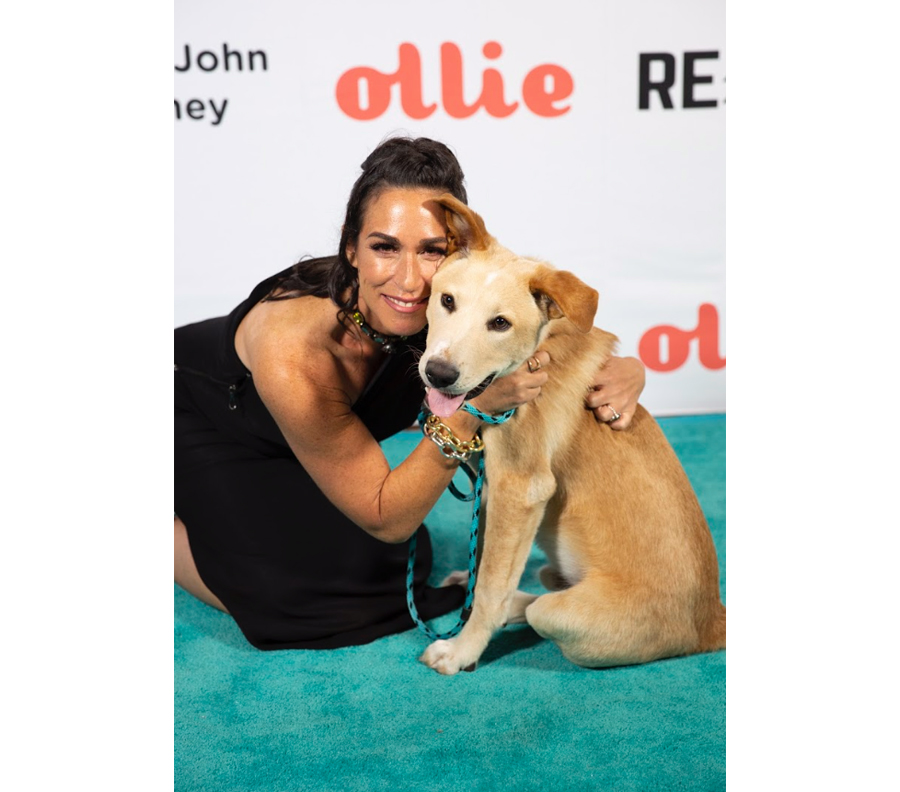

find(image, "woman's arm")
[584,356,646,431]
[253,348,549,545]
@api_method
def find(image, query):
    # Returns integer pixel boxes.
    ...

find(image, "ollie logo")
[638,304,726,372]
[336,42,573,120]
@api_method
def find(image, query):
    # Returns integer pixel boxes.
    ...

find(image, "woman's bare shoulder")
[236,294,336,373]
[236,294,375,421]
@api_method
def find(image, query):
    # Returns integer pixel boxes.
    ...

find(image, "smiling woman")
[346,188,448,339]
[174,136,647,651]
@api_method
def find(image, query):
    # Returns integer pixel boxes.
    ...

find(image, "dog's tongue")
[426,388,466,418]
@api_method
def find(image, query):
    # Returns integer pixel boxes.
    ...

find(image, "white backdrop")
[175,0,725,415]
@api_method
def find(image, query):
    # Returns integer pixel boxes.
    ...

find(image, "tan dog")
[417,195,725,675]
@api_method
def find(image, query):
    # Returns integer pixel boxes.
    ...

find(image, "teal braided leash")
[406,402,516,640]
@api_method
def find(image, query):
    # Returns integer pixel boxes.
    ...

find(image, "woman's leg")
[174,405,464,648]
[174,516,228,613]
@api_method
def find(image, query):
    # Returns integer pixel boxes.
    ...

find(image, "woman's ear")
[342,224,358,267]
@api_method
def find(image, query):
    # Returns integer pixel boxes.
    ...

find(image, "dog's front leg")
[420,470,554,675]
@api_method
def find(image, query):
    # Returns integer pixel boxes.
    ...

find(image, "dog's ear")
[434,193,493,255]
[529,267,598,334]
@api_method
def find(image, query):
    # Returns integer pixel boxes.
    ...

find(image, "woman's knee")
[174,517,228,613]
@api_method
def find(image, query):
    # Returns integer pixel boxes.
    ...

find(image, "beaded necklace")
[349,309,409,354]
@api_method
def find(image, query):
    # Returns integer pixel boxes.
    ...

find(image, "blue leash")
[406,403,516,640]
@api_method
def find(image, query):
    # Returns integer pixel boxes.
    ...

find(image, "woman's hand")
[585,356,646,430]
[468,350,550,416]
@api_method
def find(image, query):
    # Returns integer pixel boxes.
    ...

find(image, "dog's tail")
[697,603,726,653]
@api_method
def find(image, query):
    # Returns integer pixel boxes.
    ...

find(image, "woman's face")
[346,187,448,339]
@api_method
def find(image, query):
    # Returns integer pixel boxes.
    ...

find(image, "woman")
[175,137,645,650]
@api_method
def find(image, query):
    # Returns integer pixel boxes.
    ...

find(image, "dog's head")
[419,194,599,418]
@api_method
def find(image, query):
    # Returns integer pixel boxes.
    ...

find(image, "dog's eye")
[488,316,512,332]
[440,294,455,312]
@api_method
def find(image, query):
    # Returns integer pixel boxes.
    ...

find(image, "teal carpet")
[175,414,726,792]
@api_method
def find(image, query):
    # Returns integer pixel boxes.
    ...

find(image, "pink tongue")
[426,388,466,418]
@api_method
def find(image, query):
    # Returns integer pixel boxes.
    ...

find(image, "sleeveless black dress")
[174,268,464,650]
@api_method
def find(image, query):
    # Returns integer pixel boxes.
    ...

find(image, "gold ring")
[527,356,542,373]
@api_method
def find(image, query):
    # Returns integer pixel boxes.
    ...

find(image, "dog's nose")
[424,359,460,389]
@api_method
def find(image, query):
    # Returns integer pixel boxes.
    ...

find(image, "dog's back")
[489,320,726,664]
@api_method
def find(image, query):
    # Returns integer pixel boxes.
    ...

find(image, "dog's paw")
[419,639,474,675]
[440,570,469,588]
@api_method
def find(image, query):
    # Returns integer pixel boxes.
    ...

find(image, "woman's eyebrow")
[366,232,399,243]
[365,233,447,246]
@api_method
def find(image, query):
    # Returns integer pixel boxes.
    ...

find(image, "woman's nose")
[397,253,426,292]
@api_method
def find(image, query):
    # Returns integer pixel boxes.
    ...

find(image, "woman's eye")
[371,243,397,253]
[422,247,448,260]
[488,316,511,332]
[440,294,455,312]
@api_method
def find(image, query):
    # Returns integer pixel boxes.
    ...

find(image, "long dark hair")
[265,137,468,316]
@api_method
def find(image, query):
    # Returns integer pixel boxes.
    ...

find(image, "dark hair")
[266,137,468,313]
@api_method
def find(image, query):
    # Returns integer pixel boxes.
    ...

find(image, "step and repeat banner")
[175,0,724,415]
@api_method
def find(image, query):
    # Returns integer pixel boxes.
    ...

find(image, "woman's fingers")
[586,389,634,431]
[585,356,646,431]
[469,351,550,415]
[519,350,550,397]
[524,350,551,375]
[590,399,634,430]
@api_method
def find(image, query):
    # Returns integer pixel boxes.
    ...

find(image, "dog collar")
[461,403,517,424]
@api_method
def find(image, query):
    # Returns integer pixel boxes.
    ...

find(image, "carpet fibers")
[175,414,725,791]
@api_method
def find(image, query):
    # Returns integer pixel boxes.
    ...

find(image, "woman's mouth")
[382,294,429,314]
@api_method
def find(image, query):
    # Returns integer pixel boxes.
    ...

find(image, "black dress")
[174,268,464,649]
